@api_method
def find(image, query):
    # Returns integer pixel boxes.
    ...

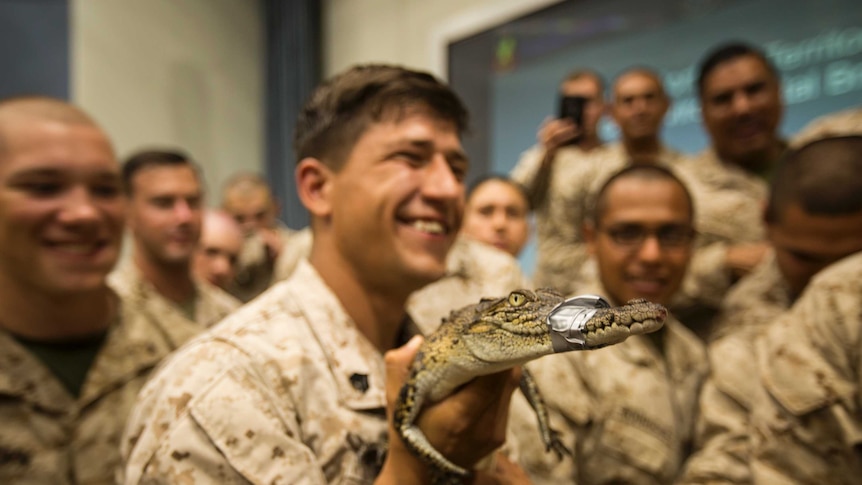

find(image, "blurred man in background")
[193,208,244,291]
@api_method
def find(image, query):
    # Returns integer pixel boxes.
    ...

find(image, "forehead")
[131,164,200,194]
[201,217,243,246]
[224,187,271,211]
[469,180,527,207]
[601,177,691,223]
[351,110,464,156]
[560,77,602,97]
[0,119,116,174]
[701,55,773,95]
[614,72,661,96]
[773,202,862,238]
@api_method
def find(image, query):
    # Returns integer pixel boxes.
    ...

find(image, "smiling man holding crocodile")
[119,65,665,485]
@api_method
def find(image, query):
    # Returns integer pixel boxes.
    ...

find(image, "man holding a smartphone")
[511,69,611,294]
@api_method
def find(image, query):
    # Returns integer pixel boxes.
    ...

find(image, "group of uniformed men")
[1,40,861,485]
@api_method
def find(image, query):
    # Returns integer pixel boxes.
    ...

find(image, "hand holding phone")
[558,95,587,145]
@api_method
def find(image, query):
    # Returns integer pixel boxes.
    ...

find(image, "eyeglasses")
[600,224,695,250]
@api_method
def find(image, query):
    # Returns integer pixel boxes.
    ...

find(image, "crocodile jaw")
[582,298,667,348]
[548,295,667,351]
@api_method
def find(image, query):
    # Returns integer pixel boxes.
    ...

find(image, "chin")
[48,277,109,296]
[406,263,448,288]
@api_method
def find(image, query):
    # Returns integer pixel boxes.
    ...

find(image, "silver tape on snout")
[547,295,610,352]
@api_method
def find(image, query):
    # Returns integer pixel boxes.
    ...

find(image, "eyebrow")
[387,138,469,164]
[8,167,120,179]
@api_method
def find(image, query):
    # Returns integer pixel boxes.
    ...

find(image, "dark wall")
[0,0,70,99]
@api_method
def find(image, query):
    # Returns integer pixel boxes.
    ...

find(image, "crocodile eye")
[508,292,526,307]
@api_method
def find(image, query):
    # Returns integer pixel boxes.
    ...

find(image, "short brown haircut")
[591,165,694,225]
[765,135,862,223]
[294,64,469,170]
[122,149,200,196]
[561,69,606,96]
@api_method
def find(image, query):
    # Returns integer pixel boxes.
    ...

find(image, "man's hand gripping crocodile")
[393,288,667,483]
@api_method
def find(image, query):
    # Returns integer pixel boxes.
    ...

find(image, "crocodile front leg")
[519,367,571,459]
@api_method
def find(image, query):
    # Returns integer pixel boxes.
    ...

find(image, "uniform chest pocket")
[594,406,676,477]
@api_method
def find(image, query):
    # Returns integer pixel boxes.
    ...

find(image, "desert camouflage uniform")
[511,142,682,295]
[678,251,791,484]
[407,236,529,334]
[230,224,296,302]
[670,147,780,338]
[272,226,313,282]
[120,261,417,484]
[792,107,862,147]
[748,251,862,484]
[109,261,240,329]
[510,277,708,485]
[0,293,202,484]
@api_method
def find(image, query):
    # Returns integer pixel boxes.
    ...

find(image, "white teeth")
[53,243,98,254]
[409,220,445,235]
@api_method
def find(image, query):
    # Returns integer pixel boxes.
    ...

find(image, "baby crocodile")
[394,288,667,484]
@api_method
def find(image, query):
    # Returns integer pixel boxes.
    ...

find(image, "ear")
[583,220,597,256]
[295,158,334,218]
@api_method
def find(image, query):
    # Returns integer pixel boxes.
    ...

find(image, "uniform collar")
[287,261,419,411]
[0,290,202,411]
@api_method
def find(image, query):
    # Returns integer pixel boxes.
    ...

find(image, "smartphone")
[558,95,587,144]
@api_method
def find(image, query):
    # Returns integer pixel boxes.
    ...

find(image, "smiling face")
[586,176,693,306]
[0,118,125,295]
[611,71,669,143]
[127,164,203,267]
[700,54,783,167]
[321,109,467,292]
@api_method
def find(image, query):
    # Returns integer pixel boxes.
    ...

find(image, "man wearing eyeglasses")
[510,165,708,485]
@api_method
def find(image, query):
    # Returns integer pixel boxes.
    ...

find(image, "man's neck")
[309,236,413,354]
[0,278,115,341]
[719,139,786,178]
[133,252,196,305]
[623,137,662,164]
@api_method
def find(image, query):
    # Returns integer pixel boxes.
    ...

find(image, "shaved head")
[767,135,862,222]
[613,67,667,99]
[222,172,274,201]
[222,172,279,235]
[0,96,107,158]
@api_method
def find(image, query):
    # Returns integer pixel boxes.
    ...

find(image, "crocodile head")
[456,288,564,365]
[457,289,667,365]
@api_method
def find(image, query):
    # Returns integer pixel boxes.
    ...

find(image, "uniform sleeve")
[748,270,862,484]
[679,335,757,484]
[510,147,543,194]
[121,348,329,485]
[674,242,732,311]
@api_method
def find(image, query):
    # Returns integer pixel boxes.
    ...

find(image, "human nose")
[212,255,231,276]
[490,210,508,231]
[174,200,195,222]
[636,233,662,262]
[422,155,462,201]
[58,186,101,224]
[731,92,753,115]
